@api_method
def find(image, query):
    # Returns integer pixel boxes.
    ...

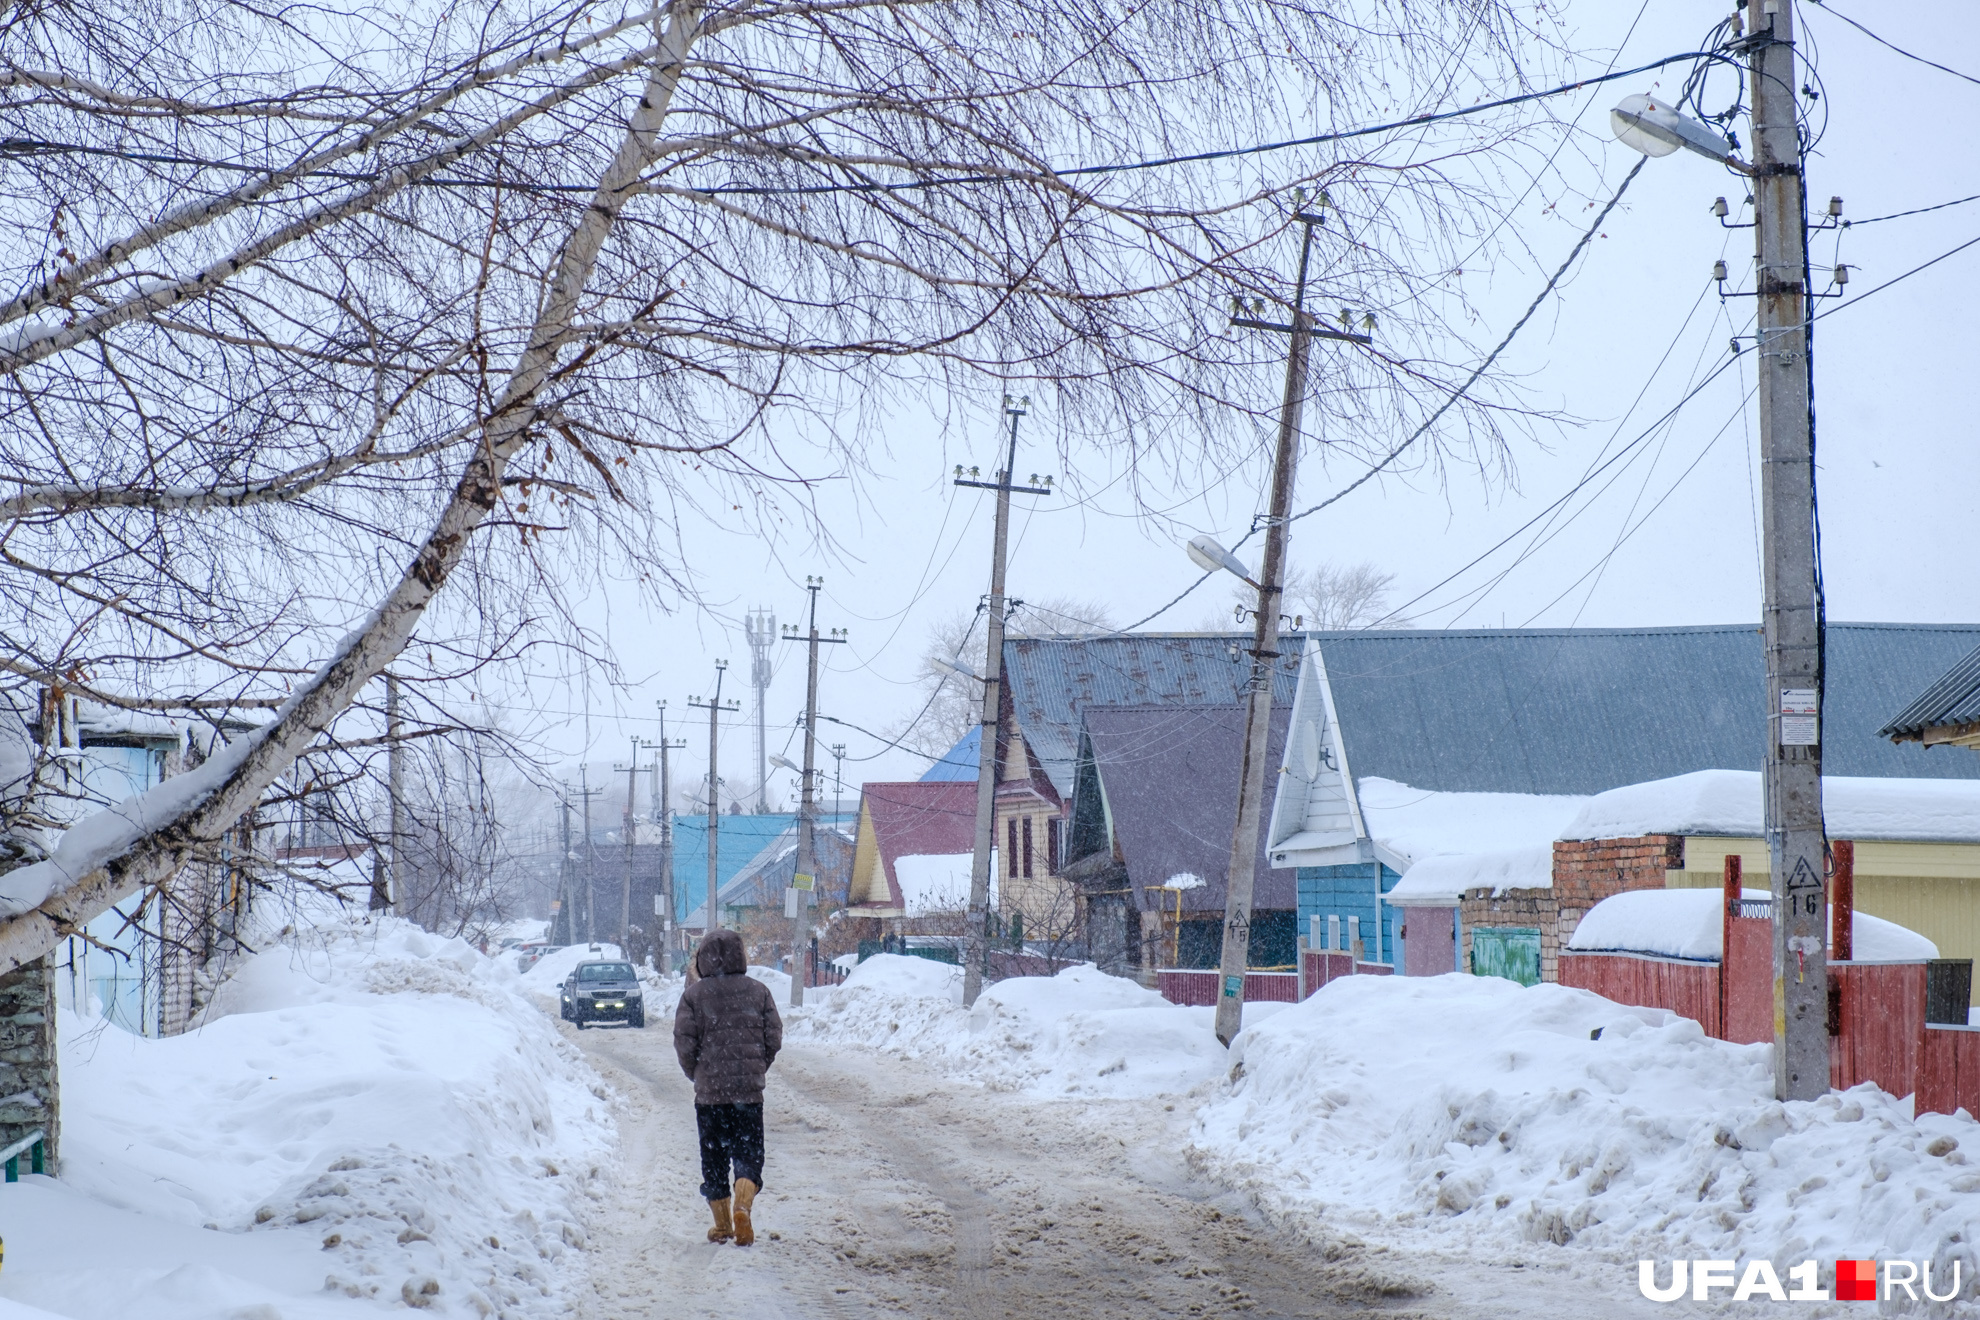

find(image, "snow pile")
[1355,778,1588,872]
[1195,975,1980,1272]
[41,916,614,1319]
[791,955,1283,1098]
[517,940,623,996]
[1569,888,1940,962]
[1388,845,1555,905]
[1563,769,1980,843]
[892,852,989,915]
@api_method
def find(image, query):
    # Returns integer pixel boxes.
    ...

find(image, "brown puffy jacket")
[674,930,783,1104]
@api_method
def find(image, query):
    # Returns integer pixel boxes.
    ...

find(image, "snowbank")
[1563,769,1980,843]
[1567,888,1939,962]
[793,956,1285,1098]
[892,852,991,915]
[1195,974,1980,1274]
[517,940,623,996]
[24,917,615,1319]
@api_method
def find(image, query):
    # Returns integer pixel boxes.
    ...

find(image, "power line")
[0,49,1730,201]
[1804,0,1980,88]
[1814,230,1980,322]
[1846,193,1980,227]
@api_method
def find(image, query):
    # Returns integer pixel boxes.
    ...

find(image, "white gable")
[1266,643,1364,866]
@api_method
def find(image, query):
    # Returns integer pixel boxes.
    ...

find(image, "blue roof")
[1003,633,1300,795]
[1310,622,1980,796]
[1881,642,1980,741]
[920,726,980,781]
[667,813,850,921]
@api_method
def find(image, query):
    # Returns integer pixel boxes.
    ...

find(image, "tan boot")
[707,1198,734,1243]
[732,1179,758,1246]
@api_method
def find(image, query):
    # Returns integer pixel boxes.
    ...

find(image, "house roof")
[1307,622,1980,795]
[1880,642,1980,744]
[848,781,978,913]
[919,726,980,782]
[1003,633,1301,797]
[679,820,856,928]
[1077,703,1294,914]
[668,812,851,923]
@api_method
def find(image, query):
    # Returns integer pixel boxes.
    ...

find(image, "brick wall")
[1461,836,1683,983]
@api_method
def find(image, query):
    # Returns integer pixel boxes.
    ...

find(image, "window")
[578,962,635,981]
[1022,817,1034,878]
[1007,817,1019,876]
[1046,818,1060,874]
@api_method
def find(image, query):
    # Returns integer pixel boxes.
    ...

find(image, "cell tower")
[742,607,777,812]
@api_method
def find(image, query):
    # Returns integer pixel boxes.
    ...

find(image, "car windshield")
[578,962,635,981]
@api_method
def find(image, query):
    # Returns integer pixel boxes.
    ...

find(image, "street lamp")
[1184,534,1260,590]
[1609,93,1739,166]
[769,753,802,776]
[930,655,981,683]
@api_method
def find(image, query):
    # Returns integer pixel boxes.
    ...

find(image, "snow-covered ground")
[1,916,614,1320]
[792,956,1980,1309]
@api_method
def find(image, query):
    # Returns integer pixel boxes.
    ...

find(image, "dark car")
[561,959,645,1029]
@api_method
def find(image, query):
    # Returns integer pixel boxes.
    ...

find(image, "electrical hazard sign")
[1780,688,1819,747]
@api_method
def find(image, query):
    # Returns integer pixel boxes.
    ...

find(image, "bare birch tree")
[0,0,1564,970]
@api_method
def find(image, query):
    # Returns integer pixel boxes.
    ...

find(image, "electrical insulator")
[1712,260,1728,282]
[1834,265,1849,286]
[1712,197,1729,218]
[1828,196,1843,217]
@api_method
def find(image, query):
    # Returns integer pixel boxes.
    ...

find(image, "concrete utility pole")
[1214,207,1369,1047]
[783,577,847,1006]
[556,792,574,944]
[689,664,739,932]
[1746,0,1828,1102]
[959,397,1055,1007]
[830,742,846,814]
[616,738,655,948]
[371,672,403,911]
[574,769,604,945]
[743,609,777,813]
[654,702,686,964]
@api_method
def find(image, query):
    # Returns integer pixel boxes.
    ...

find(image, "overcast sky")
[508,0,1980,809]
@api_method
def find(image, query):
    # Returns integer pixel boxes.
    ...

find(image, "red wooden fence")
[1918,1024,1980,1118]
[1829,960,1928,1098]
[1559,953,1722,1037]
[1156,970,1299,1006]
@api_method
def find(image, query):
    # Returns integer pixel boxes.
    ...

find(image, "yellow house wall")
[1667,835,1980,1006]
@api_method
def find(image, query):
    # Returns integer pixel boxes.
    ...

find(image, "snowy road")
[562,1010,1549,1320]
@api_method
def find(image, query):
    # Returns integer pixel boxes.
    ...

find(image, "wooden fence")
[1155,970,1300,1007]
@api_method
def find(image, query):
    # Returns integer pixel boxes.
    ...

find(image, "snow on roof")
[1357,778,1590,871]
[892,852,993,917]
[1560,769,1980,843]
[1567,887,1939,962]
[1385,845,1554,906]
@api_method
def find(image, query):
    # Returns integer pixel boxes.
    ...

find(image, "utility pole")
[959,397,1055,1007]
[372,672,402,911]
[654,702,686,966]
[556,792,575,945]
[1214,204,1369,1047]
[830,742,846,814]
[743,609,777,813]
[782,577,847,1006]
[1746,0,1828,1101]
[688,664,739,933]
[615,738,656,951]
[572,769,604,946]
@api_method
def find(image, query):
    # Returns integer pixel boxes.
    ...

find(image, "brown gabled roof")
[848,780,978,913]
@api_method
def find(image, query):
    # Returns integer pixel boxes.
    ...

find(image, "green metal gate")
[1471,926,1542,987]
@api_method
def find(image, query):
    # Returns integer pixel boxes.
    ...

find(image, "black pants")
[696,1102,764,1201]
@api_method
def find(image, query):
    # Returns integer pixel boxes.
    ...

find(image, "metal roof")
[1079,703,1295,913]
[918,726,980,781]
[1880,642,1980,742]
[1003,633,1301,796]
[1307,622,1980,796]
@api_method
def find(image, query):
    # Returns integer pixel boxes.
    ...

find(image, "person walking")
[673,928,782,1246]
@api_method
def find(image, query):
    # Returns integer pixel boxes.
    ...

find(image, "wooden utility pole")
[688,665,738,933]
[371,673,402,911]
[959,398,1054,1008]
[783,577,846,1006]
[1214,208,1368,1047]
[1746,0,1828,1101]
